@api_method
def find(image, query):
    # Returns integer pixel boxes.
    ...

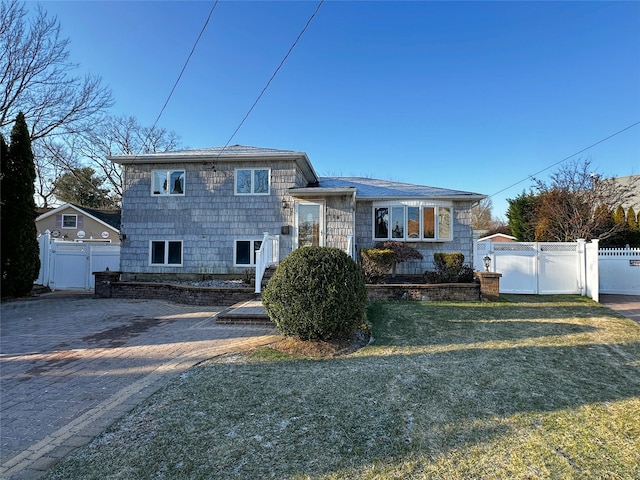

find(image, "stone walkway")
[599,294,640,323]
[0,293,280,479]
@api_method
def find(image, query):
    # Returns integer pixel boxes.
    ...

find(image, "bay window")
[373,204,453,242]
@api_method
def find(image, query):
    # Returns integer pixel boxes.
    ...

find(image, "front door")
[296,202,323,248]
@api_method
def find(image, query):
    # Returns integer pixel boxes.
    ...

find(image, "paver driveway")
[0,292,280,479]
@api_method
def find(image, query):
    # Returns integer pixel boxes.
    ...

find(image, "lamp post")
[483,255,491,272]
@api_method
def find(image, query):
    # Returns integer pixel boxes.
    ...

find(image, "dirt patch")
[269,327,371,358]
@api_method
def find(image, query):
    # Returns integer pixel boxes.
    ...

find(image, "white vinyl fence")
[474,240,593,296]
[598,247,640,295]
[36,231,120,290]
[475,240,640,299]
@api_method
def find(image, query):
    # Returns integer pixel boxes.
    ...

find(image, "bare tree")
[0,0,113,140]
[76,115,183,199]
[32,139,66,207]
[469,197,493,231]
[532,158,638,241]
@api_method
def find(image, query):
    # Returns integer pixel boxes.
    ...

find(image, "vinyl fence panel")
[36,232,120,290]
[538,243,580,294]
[599,248,640,295]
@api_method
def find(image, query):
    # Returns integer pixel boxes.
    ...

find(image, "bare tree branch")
[0,0,113,140]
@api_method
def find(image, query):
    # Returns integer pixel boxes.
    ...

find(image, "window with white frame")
[152,170,185,195]
[373,204,453,241]
[62,214,78,229]
[150,240,183,265]
[234,239,263,266]
[235,168,270,195]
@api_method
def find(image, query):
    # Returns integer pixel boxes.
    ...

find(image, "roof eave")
[289,187,356,197]
[108,151,319,184]
[360,194,487,202]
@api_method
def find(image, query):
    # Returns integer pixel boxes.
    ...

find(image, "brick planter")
[475,272,503,302]
[93,270,122,298]
[366,283,480,302]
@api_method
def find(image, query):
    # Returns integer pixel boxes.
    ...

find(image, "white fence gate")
[36,232,120,290]
[474,240,639,299]
[474,241,589,295]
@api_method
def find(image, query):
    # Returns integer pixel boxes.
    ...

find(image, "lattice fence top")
[540,243,577,252]
[494,243,536,252]
[55,243,88,252]
[599,247,640,257]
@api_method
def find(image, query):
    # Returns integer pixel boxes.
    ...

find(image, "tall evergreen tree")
[53,166,116,208]
[626,207,640,247]
[506,191,539,242]
[1,112,40,298]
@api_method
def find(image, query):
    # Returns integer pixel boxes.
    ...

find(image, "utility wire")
[146,0,219,149]
[216,0,324,156]
[488,120,640,199]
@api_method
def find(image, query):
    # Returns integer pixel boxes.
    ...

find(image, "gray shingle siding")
[325,195,355,252]
[354,200,476,275]
[114,147,485,278]
[120,160,304,275]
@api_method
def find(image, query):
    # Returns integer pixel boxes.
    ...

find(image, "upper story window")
[62,214,78,229]
[235,168,270,195]
[373,204,453,242]
[152,170,185,195]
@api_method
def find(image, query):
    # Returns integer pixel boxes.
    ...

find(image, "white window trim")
[294,200,325,249]
[149,240,183,266]
[233,238,264,267]
[371,202,454,242]
[234,168,271,196]
[437,206,453,241]
[62,214,78,229]
[151,170,186,196]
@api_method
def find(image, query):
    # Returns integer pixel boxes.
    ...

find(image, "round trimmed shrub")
[262,247,367,341]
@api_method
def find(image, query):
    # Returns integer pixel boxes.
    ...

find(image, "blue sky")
[35,1,640,219]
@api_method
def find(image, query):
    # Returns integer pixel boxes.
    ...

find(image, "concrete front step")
[216,299,274,326]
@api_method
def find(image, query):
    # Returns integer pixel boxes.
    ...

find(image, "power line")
[488,120,640,199]
[147,0,220,147]
[217,0,324,155]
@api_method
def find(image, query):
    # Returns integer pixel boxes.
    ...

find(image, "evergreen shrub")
[262,247,367,341]
[360,248,395,284]
[424,252,475,283]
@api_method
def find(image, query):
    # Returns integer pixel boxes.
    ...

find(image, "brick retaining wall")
[95,273,484,305]
[110,282,255,306]
[366,283,480,302]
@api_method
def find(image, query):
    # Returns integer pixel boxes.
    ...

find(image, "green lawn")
[44,295,640,479]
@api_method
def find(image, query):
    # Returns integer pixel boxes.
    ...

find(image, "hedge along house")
[108,145,486,282]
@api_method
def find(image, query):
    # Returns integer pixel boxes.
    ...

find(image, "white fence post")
[577,239,586,296]
[35,231,52,286]
[585,239,599,302]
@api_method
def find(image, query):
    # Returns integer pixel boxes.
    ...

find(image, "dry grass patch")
[43,295,640,479]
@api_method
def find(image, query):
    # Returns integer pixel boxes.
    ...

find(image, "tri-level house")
[109,145,485,287]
